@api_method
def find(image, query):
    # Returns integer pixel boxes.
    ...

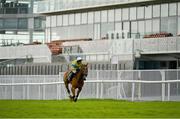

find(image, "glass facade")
[44,2,180,42]
[35,0,152,13]
[0,0,45,45]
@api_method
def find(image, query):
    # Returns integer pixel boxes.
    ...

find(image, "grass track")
[0,99,180,118]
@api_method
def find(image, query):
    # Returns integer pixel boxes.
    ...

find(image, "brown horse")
[63,63,88,102]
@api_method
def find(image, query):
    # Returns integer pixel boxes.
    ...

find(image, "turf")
[0,99,180,118]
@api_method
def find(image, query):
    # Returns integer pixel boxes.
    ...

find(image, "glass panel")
[115,22,122,31]
[145,5,152,19]
[161,17,177,36]
[51,16,56,27]
[101,10,108,23]
[94,24,100,40]
[178,3,180,15]
[88,12,94,24]
[57,15,62,26]
[101,23,114,39]
[18,18,28,29]
[123,22,130,32]
[63,14,68,26]
[81,13,88,24]
[130,7,136,20]
[178,17,180,35]
[115,9,121,21]
[46,28,51,43]
[95,11,100,23]
[34,17,43,29]
[108,10,114,22]
[137,6,144,19]
[122,8,129,21]
[69,14,75,25]
[152,19,160,33]
[161,4,168,17]
[75,13,81,25]
[145,20,152,35]
[4,19,17,29]
[169,3,177,16]
[46,16,51,27]
[131,21,137,33]
[0,19,3,29]
[153,5,160,17]
[138,21,145,38]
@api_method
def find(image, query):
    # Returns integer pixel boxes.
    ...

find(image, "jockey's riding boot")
[68,72,75,82]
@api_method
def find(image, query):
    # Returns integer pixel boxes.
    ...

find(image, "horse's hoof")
[74,97,77,102]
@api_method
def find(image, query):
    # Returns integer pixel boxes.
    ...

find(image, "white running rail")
[0,70,180,101]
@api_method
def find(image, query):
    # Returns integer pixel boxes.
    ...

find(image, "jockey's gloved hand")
[76,68,80,72]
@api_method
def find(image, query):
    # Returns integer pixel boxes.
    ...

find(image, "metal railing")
[0,69,179,101]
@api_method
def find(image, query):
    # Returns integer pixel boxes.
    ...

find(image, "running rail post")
[161,71,165,101]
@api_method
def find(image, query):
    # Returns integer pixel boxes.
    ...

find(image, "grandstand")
[0,0,180,101]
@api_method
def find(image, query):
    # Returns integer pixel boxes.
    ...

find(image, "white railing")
[0,70,180,101]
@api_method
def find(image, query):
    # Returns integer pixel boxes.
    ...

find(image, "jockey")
[68,56,84,82]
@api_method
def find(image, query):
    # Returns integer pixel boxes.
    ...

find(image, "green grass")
[0,99,180,118]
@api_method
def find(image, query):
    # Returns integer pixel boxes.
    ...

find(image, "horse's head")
[80,62,88,77]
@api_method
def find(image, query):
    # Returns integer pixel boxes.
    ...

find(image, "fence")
[0,62,132,75]
[0,70,180,101]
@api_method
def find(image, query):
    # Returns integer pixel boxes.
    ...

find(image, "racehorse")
[63,62,88,102]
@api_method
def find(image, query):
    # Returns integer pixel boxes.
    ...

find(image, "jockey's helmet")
[77,57,82,61]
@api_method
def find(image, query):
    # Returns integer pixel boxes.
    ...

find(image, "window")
[69,14,75,25]
[81,13,88,24]
[108,10,114,22]
[75,13,81,25]
[34,18,43,29]
[137,7,144,19]
[0,19,3,29]
[123,22,130,32]
[169,3,177,16]
[153,5,160,17]
[63,15,68,26]
[161,17,176,36]
[115,22,122,31]
[115,9,121,21]
[57,15,62,26]
[101,10,108,23]
[161,4,168,17]
[122,8,129,21]
[145,20,152,34]
[130,7,136,20]
[88,12,94,24]
[51,16,56,27]
[178,3,180,15]
[152,19,160,33]
[145,5,152,19]
[95,11,100,23]
[131,21,137,33]
[178,17,180,35]
[138,21,145,37]
[4,19,17,29]
[46,16,51,27]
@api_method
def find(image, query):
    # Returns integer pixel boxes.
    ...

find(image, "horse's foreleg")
[64,80,71,97]
[74,87,82,102]
[71,87,76,100]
